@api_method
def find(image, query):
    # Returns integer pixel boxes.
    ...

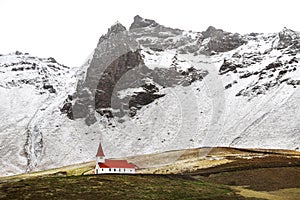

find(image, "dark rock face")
[95,50,143,109]
[265,62,282,70]
[130,15,159,30]
[219,59,242,75]
[127,84,165,117]
[43,84,56,93]
[60,95,73,119]
[200,26,246,54]
[65,22,140,123]
[151,67,207,87]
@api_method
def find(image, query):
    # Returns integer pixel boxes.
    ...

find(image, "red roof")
[99,159,135,169]
[96,143,105,157]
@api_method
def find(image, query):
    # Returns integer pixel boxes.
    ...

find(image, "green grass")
[0,174,257,200]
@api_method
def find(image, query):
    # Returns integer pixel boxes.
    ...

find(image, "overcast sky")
[1,0,299,67]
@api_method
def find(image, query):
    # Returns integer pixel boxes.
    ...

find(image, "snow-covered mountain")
[1,16,300,176]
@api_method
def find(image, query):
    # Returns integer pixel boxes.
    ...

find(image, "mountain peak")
[97,22,127,45]
[277,27,300,50]
[206,26,217,32]
[202,26,225,38]
[280,27,295,34]
[129,15,159,30]
[278,27,300,39]
[278,27,299,40]
[108,22,127,35]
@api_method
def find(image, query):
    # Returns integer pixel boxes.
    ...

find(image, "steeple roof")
[96,143,105,157]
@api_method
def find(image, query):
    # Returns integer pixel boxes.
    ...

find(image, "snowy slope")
[1,17,300,176]
[0,52,78,175]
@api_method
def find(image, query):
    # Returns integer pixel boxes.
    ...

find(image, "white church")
[95,143,136,174]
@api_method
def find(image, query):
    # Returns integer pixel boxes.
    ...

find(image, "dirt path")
[233,186,300,200]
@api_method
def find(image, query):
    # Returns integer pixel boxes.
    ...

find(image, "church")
[95,143,136,174]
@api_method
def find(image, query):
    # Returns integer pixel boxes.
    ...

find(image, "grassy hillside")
[1,147,299,199]
[0,174,258,200]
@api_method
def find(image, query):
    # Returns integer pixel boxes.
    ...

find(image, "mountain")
[1,16,300,176]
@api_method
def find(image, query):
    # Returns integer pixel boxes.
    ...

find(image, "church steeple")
[96,143,105,163]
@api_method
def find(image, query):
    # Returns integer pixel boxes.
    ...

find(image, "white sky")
[0,0,300,67]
